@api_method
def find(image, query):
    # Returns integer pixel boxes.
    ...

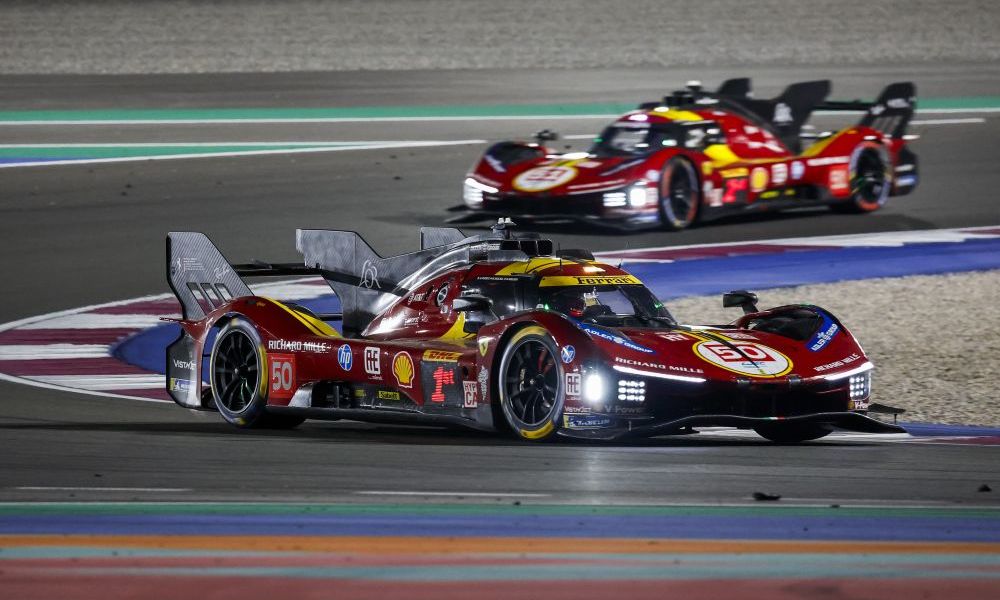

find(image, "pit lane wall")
[1,0,998,74]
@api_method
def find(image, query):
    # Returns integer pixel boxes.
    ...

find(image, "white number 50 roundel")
[512,166,578,192]
[694,341,792,377]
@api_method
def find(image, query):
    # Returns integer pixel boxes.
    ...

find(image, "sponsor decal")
[377,390,401,401]
[771,163,788,186]
[267,339,330,353]
[704,181,722,207]
[360,259,381,289]
[582,325,655,354]
[828,165,850,193]
[478,367,489,401]
[563,405,591,414]
[463,381,478,408]
[172,358,196,371]
[269,354,296,400]
[169,378,192,393]
[887,97,910,109]
[172,257,205,275]
[512,165,578,192]
[750,167,769,193]
[560,345,576,363]
[563,414,614,429]
[669,365,704,374]
[658,332,688,342]
[423,349,462,362]
[429,365,455,402]
[722,177,747,203]
[772,102,793,125]
[694,341,792,377]
[791,160,805,180]
[364,347,381,376]
[478,339,490,356]
[807,156,850,167]
[565,372,581,397]
[610,405,646,416]
[814,352,861,373]
[615,356,667,370]
[720,167,749,178]
[539,275,642,287]
[392,351,415,388]
[807,312,840,352]
[337,344,353,371]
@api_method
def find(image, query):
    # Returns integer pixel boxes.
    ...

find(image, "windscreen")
[538,285,675,327]
[589,123,683,157]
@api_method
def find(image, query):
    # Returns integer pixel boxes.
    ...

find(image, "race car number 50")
[269,353,296,400]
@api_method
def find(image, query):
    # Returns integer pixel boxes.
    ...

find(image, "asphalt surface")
[0,66,998,506]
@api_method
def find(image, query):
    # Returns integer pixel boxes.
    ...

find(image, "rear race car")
[452,78,919,231]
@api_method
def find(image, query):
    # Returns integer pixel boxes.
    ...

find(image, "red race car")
[453,79,918,230]
[165,220,903,442]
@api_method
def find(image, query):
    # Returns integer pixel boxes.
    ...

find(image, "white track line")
[355,491,551,497]
[0,107,995,127]
[0,344,109,360]
[25,374,165,390]
[0,139,486,169]
[14,486,190,492]
[18,313,165,330]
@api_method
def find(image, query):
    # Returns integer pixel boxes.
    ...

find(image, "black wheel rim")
[663,164,696,224]
[212,330,260,414]
[852,150,886,203]
[503,339,558,426]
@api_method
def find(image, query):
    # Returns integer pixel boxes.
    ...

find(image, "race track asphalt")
[0,64,998,507]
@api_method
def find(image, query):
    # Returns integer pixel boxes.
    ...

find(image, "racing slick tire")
[658,158,700,230]
[753,423,832,443]
[831,143,891,214]
[209,318,305,430]
[496,325,565,442]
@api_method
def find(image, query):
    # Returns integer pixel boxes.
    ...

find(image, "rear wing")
[818,81,917,139]
[166,232,254,320]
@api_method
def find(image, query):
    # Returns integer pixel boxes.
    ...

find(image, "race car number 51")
[270,354,296,400]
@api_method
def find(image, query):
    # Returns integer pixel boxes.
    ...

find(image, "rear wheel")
[210,319,304,429]
[497,326,564,441]
[831,145,890,213]
[658,158,700,230]
[753,423,831,443]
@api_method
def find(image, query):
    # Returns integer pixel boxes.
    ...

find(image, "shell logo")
[512,166,578,192]
[392,351,414,388]
[750,167,770,193]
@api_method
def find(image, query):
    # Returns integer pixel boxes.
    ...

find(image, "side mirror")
[453,295,494,334]
[722,290,759,314]
[534,129,559,143]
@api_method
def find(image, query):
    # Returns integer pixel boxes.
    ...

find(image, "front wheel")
[210,319,304,429]
[497,326,564,441]
[658,158,700,230]
[753,423,831,443]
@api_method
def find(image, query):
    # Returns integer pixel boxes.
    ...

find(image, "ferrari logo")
[479,339,490,356]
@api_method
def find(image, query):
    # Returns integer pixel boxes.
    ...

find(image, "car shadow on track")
[0,420,872,448]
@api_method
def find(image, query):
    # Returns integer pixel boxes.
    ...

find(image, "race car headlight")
[463,177,496,206]
[848,372,871,400]
[628,184,648,207]
[617,379,646,403]
[602,191,626,207]
[583,373,605,404]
